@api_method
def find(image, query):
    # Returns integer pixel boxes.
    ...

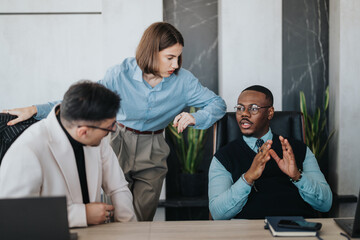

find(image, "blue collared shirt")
[208,129,333,220]
[35,58,226,131]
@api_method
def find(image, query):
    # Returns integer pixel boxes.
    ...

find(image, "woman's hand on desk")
[2,106,37,126]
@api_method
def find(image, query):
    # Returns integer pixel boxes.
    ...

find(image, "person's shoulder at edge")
[99,57,137,88]
[176,67,195,78]
[4,119,46,156]
[167,68,205,93]
[166,67,196,83]
[105,57,137,76]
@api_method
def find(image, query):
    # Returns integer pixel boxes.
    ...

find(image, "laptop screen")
[334,188,360,237]
[0,196,73,240]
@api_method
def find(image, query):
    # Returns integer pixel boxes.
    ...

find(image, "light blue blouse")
[35,57,226,131]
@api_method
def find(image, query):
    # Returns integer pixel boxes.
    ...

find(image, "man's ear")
[76,126,88,138]
[268,106,274,120]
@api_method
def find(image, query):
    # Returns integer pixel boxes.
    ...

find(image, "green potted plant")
[166,107,208,197]
[300,86,335,163]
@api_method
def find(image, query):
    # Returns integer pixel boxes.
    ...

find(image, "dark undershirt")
[56,109,90,204]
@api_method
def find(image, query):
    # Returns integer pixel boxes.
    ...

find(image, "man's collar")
[243,128,273,150]
[55,107,84,148]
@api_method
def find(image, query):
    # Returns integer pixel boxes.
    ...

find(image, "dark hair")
[60,81,120,123]
[136,22,184,77]
[242,85,273,106]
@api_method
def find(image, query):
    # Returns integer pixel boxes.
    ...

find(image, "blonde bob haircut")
[136,22,184,77]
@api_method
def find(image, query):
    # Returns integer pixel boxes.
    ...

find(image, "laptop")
[334,189,360,238]
[0,196,77,240]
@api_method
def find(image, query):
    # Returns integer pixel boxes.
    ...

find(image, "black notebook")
[265,216,319,237]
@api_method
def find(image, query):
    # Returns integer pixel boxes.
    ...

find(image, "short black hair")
[60,81,120,123]
[242,85,273,106]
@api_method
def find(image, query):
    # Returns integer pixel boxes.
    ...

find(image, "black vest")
[215,133,316,219]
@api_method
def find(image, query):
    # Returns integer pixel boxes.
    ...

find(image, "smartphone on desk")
[277,220,322,231]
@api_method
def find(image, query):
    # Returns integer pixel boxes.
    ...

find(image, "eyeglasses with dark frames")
[78,120,117,133]
[234,104,272,115]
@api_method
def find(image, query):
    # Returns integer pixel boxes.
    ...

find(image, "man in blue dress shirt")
[208,85,332,220]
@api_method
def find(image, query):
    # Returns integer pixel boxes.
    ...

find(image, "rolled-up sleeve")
[100,137,137,222]
[293,147,333,212]
[35,100,61,120]
[185,76,226,129]
[208,157,251,220]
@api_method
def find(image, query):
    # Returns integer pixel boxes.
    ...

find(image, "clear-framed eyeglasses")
[234,104,272,115]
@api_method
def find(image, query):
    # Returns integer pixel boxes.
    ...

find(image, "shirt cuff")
[293,172,307,189]
[191,111,208,129]
[233,175,252,196]
[34,102,59,120]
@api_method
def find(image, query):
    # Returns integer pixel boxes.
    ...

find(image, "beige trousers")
[110,125,169,221]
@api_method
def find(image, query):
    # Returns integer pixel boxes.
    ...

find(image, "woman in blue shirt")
[4,22,226,221]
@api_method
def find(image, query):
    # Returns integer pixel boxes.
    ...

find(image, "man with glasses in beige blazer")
[0,81,136,227]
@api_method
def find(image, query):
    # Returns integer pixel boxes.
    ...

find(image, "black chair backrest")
[0,113,38,165]
[213,111,305,153]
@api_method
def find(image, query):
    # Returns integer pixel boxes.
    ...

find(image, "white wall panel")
[219,0,282,111]
[0,0,163,110]
[0,0,101,13]
[329,0,360,198]
[101,0,163,72]
[0,14,103,109]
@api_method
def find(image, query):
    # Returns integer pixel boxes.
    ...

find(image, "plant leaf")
[313,108,320,135]
[299,85,335,163]
[166,107,208,174]
[324,86,329,111]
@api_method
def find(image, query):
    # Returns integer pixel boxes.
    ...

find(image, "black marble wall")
[163,0,218,93]
[282,0,329,114]
[163,0,218,220]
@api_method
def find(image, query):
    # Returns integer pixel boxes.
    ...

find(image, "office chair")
[213,111,305,154]
[0,113,38,165]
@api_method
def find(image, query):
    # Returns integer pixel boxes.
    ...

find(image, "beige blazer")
[0,107,136,227]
